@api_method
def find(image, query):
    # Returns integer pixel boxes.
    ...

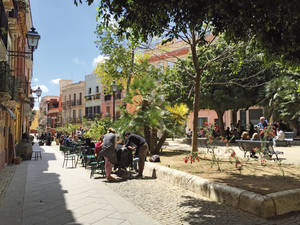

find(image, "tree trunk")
[216,110,225,137]
[190,41,202,153]
[144,125,152,152]
[150,128,157,154]
[154,132,168,154]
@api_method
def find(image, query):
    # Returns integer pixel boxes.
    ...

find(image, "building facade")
[60,80,85,126]
[100,84,123,120]
[85,74,102,119]
[0,0,36,169]
[38,96,61,133]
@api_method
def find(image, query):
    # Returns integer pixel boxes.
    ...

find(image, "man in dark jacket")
[124,132,148,178]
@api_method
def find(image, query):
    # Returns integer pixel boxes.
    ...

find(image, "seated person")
[64,135,73,147]
[247,132,258,158]
[273,126,285,147]
[186,129,192,138]
[94,136,104,155]
[251,133,259,140]
[241,131,250,140]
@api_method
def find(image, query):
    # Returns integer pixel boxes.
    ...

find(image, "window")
[73,110,76,119]
[96,86,99,93]
[73,93,76,105]
[198,117,208,131]
[96,106,101,114]
[249,109,263,125]
[79,93,82,105]
[168,62,174,69]
[88,88,92,94]
[78,109,82,118]
[85,107,88,116]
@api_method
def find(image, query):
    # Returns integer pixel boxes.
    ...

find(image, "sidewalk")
[0,143,160,225]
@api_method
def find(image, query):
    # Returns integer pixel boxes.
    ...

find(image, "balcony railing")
[85,95,92,101]
[0,1,8,49]
[76,99,82,105]
[0,62,11,93]
[104,95,111,101]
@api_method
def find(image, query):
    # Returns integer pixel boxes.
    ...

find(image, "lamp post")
[32,86,42,102]
[8,27,40,59]
[111,80,118,121]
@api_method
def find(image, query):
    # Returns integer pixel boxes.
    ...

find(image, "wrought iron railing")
[0,1,8,49]
[0,61,10,92]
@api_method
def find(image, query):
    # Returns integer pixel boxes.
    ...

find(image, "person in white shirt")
[273,127,285,147]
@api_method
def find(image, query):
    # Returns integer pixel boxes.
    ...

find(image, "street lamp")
[8,27,40,59]
[111,80,118,121]
[32,86,42,102]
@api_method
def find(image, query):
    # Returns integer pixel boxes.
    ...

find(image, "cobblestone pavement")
[105,177,300,225]
[0,165,16,205]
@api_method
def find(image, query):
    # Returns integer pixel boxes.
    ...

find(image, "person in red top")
[94,135,104,155]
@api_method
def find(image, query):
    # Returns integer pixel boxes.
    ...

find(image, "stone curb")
[144,162,300,218]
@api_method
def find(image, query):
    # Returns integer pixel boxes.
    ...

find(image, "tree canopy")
[75,0,300,65]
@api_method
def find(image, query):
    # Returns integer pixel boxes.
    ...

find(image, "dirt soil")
[158,149,300,195]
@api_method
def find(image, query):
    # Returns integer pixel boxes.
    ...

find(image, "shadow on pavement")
[180,195,300,225]
[22,143,81,225]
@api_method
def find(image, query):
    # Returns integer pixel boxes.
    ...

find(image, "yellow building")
[0,0,37,169]
[29,110,39,132]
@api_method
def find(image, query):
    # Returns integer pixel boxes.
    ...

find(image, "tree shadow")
[211,173,300,195]
[179,195,300,225]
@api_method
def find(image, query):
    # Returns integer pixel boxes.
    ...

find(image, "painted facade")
[84,73,102,119]
[38,96,61,133]
[60,80,85,126]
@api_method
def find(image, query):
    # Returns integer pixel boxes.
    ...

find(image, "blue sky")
[30,0,103,99]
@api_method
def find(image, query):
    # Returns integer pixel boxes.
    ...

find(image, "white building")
[85,74,102,119]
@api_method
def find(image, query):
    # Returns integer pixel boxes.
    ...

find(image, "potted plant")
[14,156,22,165]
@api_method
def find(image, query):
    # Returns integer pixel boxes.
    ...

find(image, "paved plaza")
[0,142,300,225]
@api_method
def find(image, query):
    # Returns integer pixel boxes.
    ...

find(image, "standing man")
[124,132,148,178]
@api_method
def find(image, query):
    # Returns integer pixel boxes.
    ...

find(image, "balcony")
[66,100,71,106]
[76,99,82,105]
[104,95,111,101]
[0,1,8,50]
[62,102,67,110]
[85,95,92,101]
[95,93,101,100]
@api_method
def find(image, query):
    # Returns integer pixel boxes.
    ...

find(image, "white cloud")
[33,78,39,82]
[92,55,108,67]
[72,57,86,65]
[51,78,61,85]
[32,84,49,94]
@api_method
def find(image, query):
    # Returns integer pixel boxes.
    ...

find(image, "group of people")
[95,129,149,181]
[38,132,54,146]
